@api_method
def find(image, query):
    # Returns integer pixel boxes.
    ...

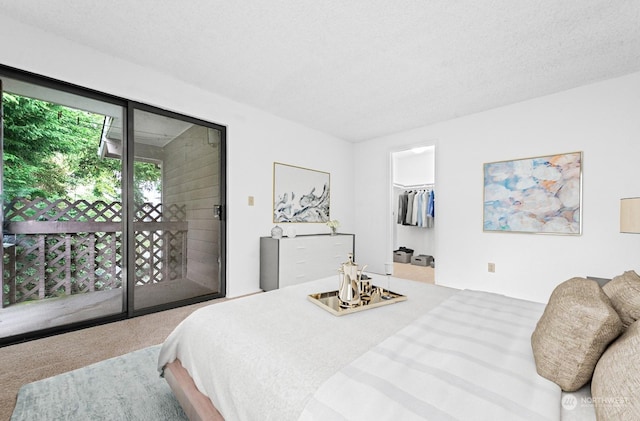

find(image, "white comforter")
[158,277,560,420]
[300,290,560,421]
[158,277,457,420]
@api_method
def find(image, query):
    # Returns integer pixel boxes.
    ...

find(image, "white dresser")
[260,234,355,291]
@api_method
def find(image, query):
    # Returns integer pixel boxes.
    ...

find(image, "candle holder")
[382,262,394,300]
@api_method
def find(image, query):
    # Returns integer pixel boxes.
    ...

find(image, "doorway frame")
[386,140,438,280]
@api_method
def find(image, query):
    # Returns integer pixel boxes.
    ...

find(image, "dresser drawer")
[260,234,355,291]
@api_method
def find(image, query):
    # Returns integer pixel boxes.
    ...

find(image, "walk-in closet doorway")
[389,145,436,284]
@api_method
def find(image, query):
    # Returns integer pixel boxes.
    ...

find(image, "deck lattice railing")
[2,198,187,307]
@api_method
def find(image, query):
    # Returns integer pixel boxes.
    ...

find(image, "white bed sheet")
[158,276,588,420]
[300,289,560,421]
[158,276,457,421]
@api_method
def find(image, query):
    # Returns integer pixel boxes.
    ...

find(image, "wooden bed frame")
[164,359,224,421]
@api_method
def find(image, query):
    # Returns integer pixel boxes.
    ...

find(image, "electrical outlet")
[488,262,496,273]
[248,196,254,206]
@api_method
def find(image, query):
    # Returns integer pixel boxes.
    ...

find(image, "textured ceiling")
[1,1,639,142]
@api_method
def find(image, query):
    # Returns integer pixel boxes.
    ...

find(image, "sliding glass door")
[130,107,225,311]
[0,67,226,344]
[1,74,126,340]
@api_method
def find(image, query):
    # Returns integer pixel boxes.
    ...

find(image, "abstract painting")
[483,151,582,235]
[273,162,330,223]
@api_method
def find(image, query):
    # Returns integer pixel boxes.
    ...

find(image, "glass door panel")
[1,76,126,341]
[132,108,223,310]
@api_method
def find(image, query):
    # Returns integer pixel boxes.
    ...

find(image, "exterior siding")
[163,125,220,291]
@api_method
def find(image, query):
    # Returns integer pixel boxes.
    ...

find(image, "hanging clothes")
[397,191,408,224]
[425,190,435,227]
[411,192,420,225]
[396,186,435,227]
[416,191,424,227]
[404,191,416,225]
[428,190,435,217]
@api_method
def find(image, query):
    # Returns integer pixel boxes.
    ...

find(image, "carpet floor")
[0,299,220,421]
[11,345,187,421]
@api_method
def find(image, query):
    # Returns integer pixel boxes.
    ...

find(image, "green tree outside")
[2,93,161,204]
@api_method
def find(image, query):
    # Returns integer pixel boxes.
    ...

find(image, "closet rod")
[394,182,435,189]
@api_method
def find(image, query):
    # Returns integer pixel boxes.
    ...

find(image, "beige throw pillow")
[591,320,640,420]
[602,270,640,329]
[531,277,623,392]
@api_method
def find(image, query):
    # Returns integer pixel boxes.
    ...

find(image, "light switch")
[248,196,254,206]
[488,262,495,273]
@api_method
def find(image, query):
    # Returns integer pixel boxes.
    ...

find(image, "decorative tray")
[307,286,407,316]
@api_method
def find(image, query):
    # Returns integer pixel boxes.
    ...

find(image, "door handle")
[213,205,224,220]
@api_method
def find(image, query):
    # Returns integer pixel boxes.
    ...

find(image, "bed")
[158,276,601,421]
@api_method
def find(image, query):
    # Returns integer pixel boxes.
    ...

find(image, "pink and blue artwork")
[483,151,582,235]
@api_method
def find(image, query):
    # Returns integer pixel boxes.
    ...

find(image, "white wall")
[0,15,355,298]
[392,148,435,186]
[4,14,640,304]
[355,72,640,303]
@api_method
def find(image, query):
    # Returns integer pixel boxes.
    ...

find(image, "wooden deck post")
[38,235,45,300]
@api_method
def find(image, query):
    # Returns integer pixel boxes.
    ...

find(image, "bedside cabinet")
[260,234,355,291]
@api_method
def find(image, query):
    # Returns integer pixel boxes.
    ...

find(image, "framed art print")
[273,162,330,223]
[483,151,582,235]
